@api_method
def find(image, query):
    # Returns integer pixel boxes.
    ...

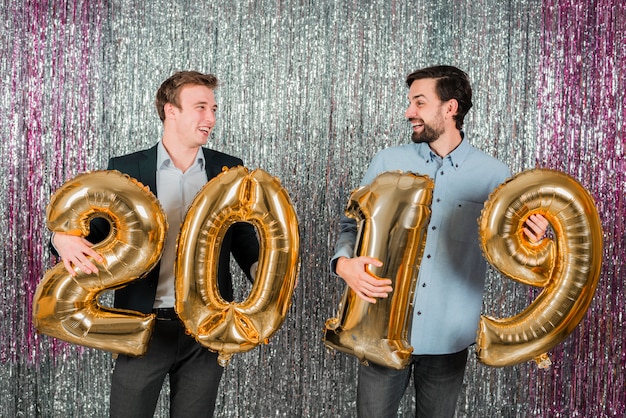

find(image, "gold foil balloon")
[477,169,603,367]
[32,170,167,356]
[175,166,299,366]
[324,171,434,370]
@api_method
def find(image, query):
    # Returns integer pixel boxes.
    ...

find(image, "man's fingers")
[358,274,393,297]
[355,290,378,304]
[62,259,77,277]
[355,255,383,268]
[523,214,550,242]
[87,249,104,263]
[522,227,537,241]
[69,254,99,275]
[528,214,549,232]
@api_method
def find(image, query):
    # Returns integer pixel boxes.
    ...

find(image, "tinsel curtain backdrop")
[1,0,624,417]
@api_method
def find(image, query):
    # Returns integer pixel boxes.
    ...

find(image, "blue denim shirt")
[332,138,511,354]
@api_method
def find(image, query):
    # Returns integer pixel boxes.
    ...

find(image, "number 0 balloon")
[32,170,167,356]
[477,169,603,367]
[176,166,300,366]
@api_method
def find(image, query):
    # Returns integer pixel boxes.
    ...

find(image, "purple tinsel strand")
[19,0,106,365]
[537,0,626,415]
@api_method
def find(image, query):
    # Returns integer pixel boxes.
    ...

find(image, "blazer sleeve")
[204,148,260,282]
[48,171,112,259]
[229,222,260,282]
[48,219,110,258]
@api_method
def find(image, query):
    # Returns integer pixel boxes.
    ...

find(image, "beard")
[411,124,443,143]
[410,112,445,144]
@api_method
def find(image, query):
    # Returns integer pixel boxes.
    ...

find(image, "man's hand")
[52,233,103,276]
[335,256,392,304]
[523,213,550,242]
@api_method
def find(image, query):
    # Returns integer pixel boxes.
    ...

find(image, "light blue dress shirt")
[332,137,511,354]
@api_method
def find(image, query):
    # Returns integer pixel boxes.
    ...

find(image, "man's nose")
[405,105,415,119]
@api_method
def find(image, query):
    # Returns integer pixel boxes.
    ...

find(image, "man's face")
[169,84,217,148]
[405,78,446,144]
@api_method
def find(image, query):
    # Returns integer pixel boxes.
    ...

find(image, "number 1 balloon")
[324,171,434,370]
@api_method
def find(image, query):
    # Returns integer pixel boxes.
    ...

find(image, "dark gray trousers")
[356,348,468,418]
[109,318,224,418]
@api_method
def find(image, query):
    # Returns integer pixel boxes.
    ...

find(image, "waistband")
[151,307,179,320]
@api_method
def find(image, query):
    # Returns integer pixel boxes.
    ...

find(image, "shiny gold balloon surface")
[477,169,603,367]
[175,166,299,366]
[32,170,167,356]
[324,171,434,370]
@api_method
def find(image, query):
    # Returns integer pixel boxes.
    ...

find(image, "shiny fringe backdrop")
[1,0,624,416]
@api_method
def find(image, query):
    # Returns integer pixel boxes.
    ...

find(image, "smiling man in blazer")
[52,71,260,418]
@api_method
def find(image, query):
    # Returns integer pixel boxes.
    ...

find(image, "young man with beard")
[52,71,260,417]
[331,65,547,417]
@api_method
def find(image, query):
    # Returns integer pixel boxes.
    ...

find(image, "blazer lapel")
[138,145,159,196]
[203,148,224,180]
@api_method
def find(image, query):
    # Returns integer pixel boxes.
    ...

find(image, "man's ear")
[164,103,177,120]
[444,98,459,120]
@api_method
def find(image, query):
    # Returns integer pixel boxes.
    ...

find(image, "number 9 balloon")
[32,170,167,356]
[477,168,603,367]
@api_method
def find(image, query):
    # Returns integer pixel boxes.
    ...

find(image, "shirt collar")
[157,141,206,171]
[417,132,471,170]
[445,133,471,170]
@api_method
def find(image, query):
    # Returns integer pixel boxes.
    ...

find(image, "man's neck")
[161,137,200,173]
[428,130,463,158]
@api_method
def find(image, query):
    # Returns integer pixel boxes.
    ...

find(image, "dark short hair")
[155,71,219,122]
[406,65,473,130]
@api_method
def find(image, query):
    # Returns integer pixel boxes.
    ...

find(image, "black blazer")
[85,144,259,313]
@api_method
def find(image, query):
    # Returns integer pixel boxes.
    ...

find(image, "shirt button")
[440,171,444,175]
[436,198,441,203]
[431,226,437,230]
[417,311,422,315]
[422,283,427,287]
[426,254,431,259]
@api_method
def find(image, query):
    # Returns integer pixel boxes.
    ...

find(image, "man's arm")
[50,215,110,276]
[335,256,391,304]
[51,233,104,277]
[331,215,392,304]
[332,213,549,304]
